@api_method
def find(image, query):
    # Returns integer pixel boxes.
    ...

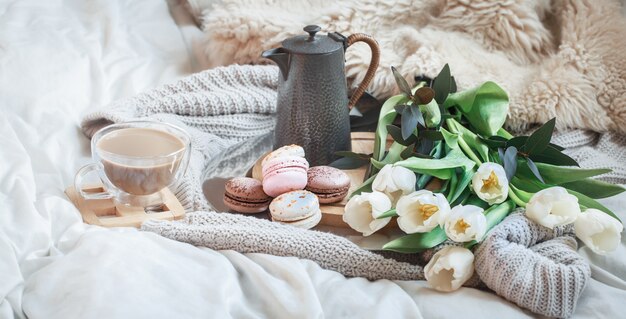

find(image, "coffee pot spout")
[261,48,290,80]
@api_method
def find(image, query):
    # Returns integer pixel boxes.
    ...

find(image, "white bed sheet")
[1,1,625,318]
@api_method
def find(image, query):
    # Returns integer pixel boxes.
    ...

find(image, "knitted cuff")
[474,213,590,318]
[142,211,424,281]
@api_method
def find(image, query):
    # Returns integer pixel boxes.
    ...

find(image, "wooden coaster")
[65,185,185,228]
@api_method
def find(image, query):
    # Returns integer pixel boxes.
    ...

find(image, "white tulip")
[471,162,509,205]
[526,187,580,229]
[444,205,487,242]
[574,209,623,255]
[343,191,392,236]
[372,164,416,204]
[396,190,451,233]
[424,246,475,292]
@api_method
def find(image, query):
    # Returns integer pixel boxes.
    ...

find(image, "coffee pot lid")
[282,25,344,55]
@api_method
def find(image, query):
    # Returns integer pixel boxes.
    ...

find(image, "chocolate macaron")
[306,166,351,204]
[224,177,271,213]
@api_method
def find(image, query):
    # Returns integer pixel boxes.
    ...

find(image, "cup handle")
[74,163,113,200]
[345,33,380,109]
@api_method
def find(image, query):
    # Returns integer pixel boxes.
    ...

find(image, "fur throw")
[191,0,626,133]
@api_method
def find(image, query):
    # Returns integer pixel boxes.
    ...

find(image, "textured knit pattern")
[142,211,424,281]
[553,130,626,184]
[81,64,602,318]
[475,213,590,318]
[82,64,278,211]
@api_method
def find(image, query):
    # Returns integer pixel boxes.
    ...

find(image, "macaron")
[251,151,271,181]
[306,166,351,204]
[261,144,306,166]
[223,177,271,213]
[269,190,322,229]
[262,156,309,197]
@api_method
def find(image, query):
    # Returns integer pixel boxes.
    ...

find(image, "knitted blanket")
[81,65,623,318]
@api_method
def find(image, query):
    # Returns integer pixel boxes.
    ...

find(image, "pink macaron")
[262,156,309,197]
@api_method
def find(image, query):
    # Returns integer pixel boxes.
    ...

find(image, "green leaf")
[394,104,407,115]
[376,209,398,219]
[419,99,441,127]
[448,167,475,203]
[503,146,518,181]
[328,157,369,169]
[464,195,490,209]
[525,158,544,183]
[391,66,413,97]
[567,189,622,223]
[350,174,376,198]
[506,136,528,149]
[400,144,416,159]
[374,94,407,161]
[510,176,548,193]
[450,76,457,93]
[446,171,459,202]
[480,136,507,148]
[443,81,509,136]
[420,130,444,141]
[524,118,555,155]
[451,187,471,206]
[509,183,534,203]
[386,125,417,146]
[529,145,579,166]
[440,128,459,149]
[517,162,610,185]
[549,143,565,151]
[382,226,448,253]
[401,105,423,140]
[378,142,406,167]
[497,128,514,139]
[432,64,451,104]
[561,179,626,199]
[448,118,490,162]
[392,148,476,180]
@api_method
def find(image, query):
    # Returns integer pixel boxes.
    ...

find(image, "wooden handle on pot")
[346,33,380,109]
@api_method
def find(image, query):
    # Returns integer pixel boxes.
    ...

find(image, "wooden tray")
[65,185,185,228]
[318,132,390,229]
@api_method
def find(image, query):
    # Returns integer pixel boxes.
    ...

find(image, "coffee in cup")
[75,121,191,206]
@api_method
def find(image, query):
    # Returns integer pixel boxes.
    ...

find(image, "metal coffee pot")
[262,25,380,166]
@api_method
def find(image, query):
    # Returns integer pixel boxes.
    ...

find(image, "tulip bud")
[471,162,509,205]
[396,190,451,233]
[444,204,487,242]
[343,191,392,236]
[526,187,580,229]
[574,209,623,255]
[425,246,475,292]
[372,164,416,204]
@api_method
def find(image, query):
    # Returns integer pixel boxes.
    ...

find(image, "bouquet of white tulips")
[333,64,625,292]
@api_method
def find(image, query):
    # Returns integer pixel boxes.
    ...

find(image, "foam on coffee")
[97,128,186,195]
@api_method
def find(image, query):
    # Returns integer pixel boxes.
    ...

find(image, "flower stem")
[508,188,526,207]
[458,137,482,166]
[446,118,482,166]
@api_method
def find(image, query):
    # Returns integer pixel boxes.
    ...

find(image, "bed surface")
[1,1,625,318]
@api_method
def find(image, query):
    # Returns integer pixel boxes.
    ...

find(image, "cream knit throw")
[82,64,616,318]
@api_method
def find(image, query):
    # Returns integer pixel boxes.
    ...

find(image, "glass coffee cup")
[75,121,191,208]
